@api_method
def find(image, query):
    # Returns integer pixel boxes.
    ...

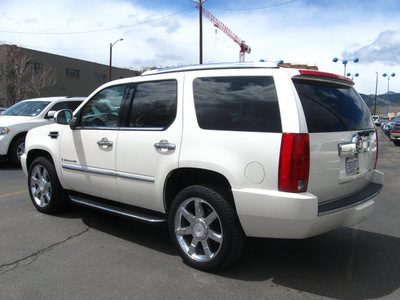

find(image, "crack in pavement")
[0,227,90,275]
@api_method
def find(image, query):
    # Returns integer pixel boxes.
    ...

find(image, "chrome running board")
[69,195,167,223]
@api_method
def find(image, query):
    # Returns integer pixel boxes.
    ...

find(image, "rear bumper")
[233,170,383,239]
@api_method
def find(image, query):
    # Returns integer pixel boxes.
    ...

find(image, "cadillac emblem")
[353,135,363,152]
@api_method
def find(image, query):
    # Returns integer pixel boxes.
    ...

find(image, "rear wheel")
[168,185,246,271]
[28,157,67,214]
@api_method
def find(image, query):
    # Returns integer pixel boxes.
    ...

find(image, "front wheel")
[9,135,25,166]
[168,185,246,271]
[28,157,67,214]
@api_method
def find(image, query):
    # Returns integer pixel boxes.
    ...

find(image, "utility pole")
[191,0,208,64]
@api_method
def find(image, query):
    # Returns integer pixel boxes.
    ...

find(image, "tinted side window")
[80,85,127,128]
[293,80,374,132]
[128,80,177,129]
[193,76,281,132]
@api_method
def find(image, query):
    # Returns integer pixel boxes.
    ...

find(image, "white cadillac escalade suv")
[21,62,383,271]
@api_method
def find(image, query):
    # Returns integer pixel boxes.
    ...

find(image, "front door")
[59,84,129,200]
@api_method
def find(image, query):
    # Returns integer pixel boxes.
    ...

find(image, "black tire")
[9,135,25,166]
[393,140,400,146]
[28,157,67,214]
[168,185,246,271]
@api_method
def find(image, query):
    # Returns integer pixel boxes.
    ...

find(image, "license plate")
[346,156,359,174]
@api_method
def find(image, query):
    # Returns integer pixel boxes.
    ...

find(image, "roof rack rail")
[142,61,279,76]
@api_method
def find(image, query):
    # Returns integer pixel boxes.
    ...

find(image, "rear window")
[193,76,281,132]
[293,80,374,132]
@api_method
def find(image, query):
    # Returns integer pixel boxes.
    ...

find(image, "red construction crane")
[197,6,251,62]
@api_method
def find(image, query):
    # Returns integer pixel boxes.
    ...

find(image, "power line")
[18,44,109,51]
[213,0,300,11]
[0,7,193,35]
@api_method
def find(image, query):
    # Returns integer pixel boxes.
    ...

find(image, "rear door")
[292,74,377,203]
[115,75,182,213]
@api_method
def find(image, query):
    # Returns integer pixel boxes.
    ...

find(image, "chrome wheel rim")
[30,165,52,207]
[174,197,223,262]
[16,142,25,160]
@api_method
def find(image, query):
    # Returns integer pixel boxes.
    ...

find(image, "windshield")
[3,101,50,117]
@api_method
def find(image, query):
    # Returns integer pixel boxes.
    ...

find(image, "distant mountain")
[360,92,400,113]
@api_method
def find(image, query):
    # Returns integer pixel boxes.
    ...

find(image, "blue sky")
[1,0,400,94]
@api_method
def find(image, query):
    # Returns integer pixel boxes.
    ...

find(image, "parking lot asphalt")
[0,128,399,300]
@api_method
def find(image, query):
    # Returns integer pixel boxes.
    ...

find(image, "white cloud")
[344,29,400,66]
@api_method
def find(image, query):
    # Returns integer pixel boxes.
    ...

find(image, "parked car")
[382,115,400,135]
[390,120,400,146]
[0,107,6,115]
[0,96,84,165]
[21,63,383,271]
[372,115,384,126]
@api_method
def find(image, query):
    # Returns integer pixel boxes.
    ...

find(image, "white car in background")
[0,97,84,165]
[372,115,384,126]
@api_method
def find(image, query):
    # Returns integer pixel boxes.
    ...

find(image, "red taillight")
[279,133,310,192]
[374,128,378,170]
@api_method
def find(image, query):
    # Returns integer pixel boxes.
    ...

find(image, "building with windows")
[0,45,138,107]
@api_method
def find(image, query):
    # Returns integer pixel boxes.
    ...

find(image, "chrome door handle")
[154,140,176,150]
[97,138,113,147]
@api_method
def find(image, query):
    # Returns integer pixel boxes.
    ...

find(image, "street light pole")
[374,72,378,115]
[333,57,359,76]
[191,0,208,64]
[382,73,395,118]
[109,38,123,81]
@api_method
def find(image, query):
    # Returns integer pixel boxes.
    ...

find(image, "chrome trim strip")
[117,173,155,183]
[62,164,155,183]
[73,126,120,130]
[73,126,164,131]
[119,127,164,131]
[62,164,116,177]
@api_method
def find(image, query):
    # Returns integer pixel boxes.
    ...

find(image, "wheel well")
[26,149,54,171]
[7,132,27,154]
[164,168,235,213]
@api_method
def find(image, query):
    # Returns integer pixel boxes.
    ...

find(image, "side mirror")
[54,109,73,125]
[45,110,56,119]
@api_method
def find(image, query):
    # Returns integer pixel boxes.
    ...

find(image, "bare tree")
[29,63,57,97]
[0,44,57,107]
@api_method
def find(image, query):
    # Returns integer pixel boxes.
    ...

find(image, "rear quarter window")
[293,80,374,132]
[193,76,281,132]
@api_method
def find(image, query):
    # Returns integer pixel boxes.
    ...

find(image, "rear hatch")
[291,70,379,208]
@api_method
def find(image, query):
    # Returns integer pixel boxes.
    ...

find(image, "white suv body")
[21,63,383,271]
[0,97,84,165]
